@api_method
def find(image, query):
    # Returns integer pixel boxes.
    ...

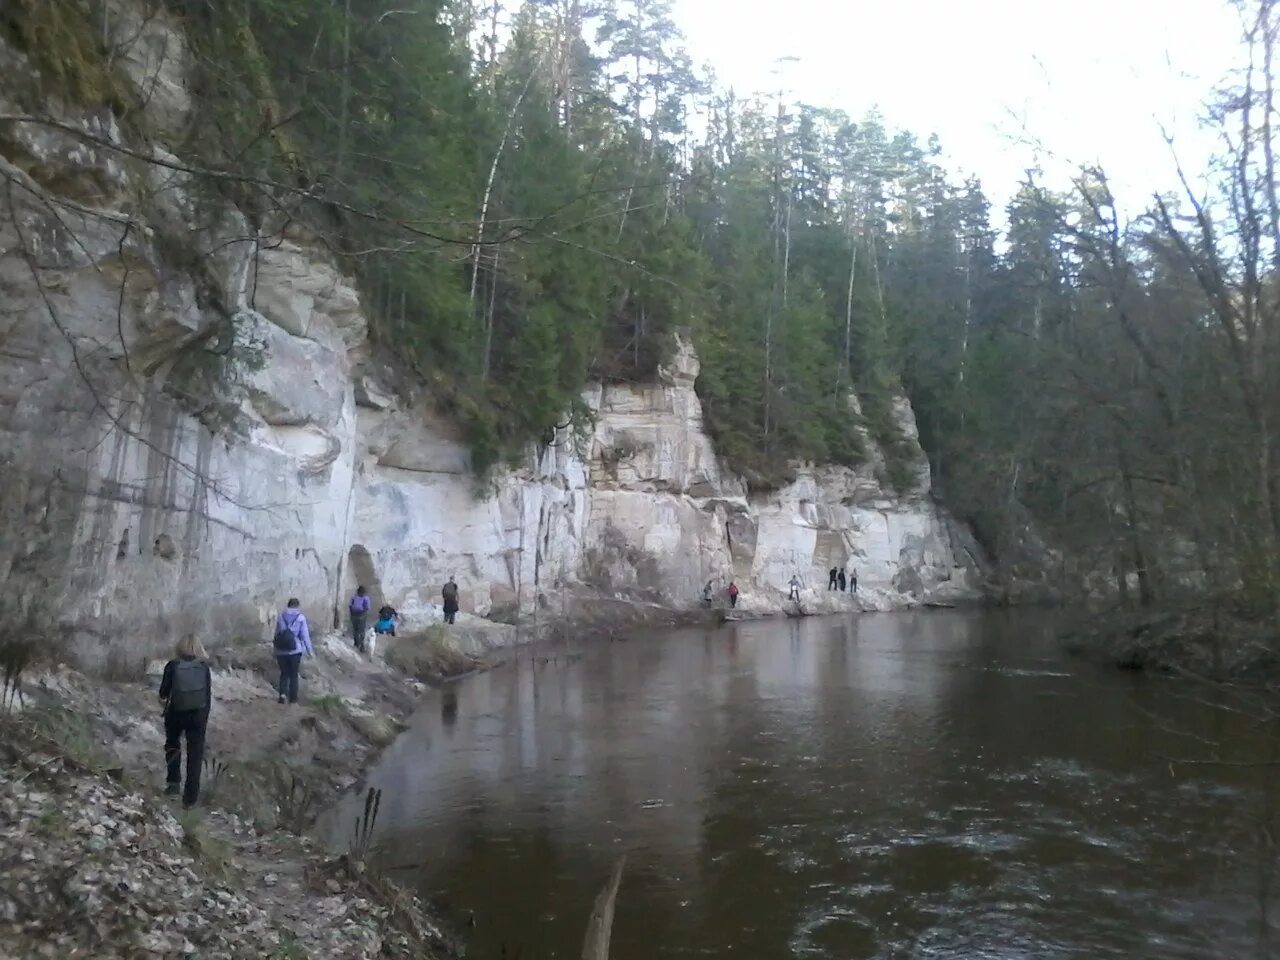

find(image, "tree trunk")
[470,67,537,306]
[841,238,857,392]
[335,0,352,183]
[482,248,500,380]
[1121,467,1155,608]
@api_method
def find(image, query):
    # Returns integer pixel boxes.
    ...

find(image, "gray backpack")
[170,660,208,712]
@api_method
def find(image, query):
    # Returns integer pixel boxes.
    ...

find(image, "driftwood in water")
[581,856,626,960]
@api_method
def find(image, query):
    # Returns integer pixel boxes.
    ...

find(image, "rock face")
[0,10,979,667]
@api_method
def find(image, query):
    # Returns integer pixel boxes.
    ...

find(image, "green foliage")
[47,0,1254,599]
[4,0,1236,613]
[1,0,128,109]
[135,0,934,482]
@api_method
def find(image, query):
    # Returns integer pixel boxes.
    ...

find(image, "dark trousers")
[276,653,302,703]
[351,613,367,651]
[729,594,738,608]
[164,709,207,805]
[444,606,458,625]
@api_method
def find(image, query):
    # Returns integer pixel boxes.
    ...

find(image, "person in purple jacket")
[349,585,371,652]
[274,598,313,705]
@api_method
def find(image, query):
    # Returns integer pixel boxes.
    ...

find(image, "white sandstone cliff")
[0,8,980,668]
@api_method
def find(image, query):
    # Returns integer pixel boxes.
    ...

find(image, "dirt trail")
[0,622,516,959]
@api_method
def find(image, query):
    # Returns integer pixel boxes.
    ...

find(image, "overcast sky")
[672,0,1244,214]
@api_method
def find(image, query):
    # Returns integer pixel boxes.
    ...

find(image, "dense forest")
[8,0,1280,611]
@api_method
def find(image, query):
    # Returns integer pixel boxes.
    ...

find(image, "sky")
[672,0,1245,215]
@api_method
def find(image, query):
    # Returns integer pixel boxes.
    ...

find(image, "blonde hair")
[175,635,207,660]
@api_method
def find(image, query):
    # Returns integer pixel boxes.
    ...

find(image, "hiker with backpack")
[273,599,313,705]
[158,635,212,809]
[441,576,460,625]
[349,585,371,652]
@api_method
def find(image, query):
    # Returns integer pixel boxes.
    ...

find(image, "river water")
[339,611,1277,959]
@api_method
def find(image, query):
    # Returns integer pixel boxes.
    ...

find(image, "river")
[335,611,1277,959]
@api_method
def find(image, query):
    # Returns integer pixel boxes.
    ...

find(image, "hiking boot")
[165,783,180,797]
[278,695,286,704]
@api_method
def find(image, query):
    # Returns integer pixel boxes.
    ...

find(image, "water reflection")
[340,611,1272,959]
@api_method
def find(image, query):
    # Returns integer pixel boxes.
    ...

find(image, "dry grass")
[383,626,481,683]
[179,810,234,881]
[346,710,401,748]
[18,703,115,772]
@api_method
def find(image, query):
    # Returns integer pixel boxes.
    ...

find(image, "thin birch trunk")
[470,67,537,306]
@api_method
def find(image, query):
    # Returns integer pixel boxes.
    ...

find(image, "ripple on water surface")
[335,612,1275,960]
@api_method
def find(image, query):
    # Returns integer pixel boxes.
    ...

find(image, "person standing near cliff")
[788,574,802,601]
[727,581,740,608]
[442,576,460,625]
[375,603,399,637]
[850,569,858,593]
[837,567,847,592]
[828,567,838,590]
[349,586,371,652]
[158,635,212,809]
[273,599,313,704]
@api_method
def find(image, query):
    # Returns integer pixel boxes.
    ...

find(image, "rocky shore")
[1060,603,1279,680]
[0,619,528,959]
[0,595,901,958]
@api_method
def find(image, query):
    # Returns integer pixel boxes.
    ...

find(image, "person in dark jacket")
[158,635,212,808]
[442,576,460,625]
[828,567,838,590]
[837,567,847,592]
[349,586,371,652]
[274,599,313,705]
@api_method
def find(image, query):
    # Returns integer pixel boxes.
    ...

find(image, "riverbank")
[0,595,975,956]
[0,618,527,959]
[1060,602,1278,680]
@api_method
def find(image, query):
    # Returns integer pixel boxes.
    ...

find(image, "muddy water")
[342,612,1277,958]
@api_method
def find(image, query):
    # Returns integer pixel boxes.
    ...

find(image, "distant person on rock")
[727,581,740,608]
[828,567,838,590]
[349,586,371,652]
[837,568,847,592]
[158,635,211,809]
[375,604,399,637]
[850,570,858,593]
[788,574,802,601]
[273,599,313,705]
[702,581,715,605]
[442,576,460,625]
